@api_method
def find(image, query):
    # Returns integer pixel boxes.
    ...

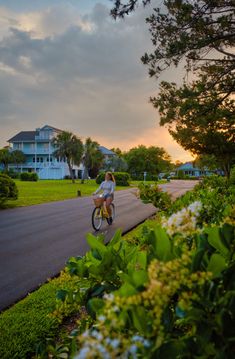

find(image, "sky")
[0,0,193,162]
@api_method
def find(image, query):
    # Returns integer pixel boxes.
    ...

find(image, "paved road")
[0,180,197,311]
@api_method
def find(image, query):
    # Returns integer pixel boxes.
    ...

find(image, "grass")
[5,179,127,207]
[0,219,159,358]
[0,271,80,359]
[4,179,164,208]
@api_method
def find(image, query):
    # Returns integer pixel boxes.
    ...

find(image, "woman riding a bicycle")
[93,172,115,224]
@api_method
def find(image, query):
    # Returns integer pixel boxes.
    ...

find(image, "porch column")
[35,141,37,172]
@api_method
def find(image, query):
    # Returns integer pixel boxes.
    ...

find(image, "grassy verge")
[0,219,157,358]
[4,179,164,208]
[4,179,127,207]
[0,272,79,359]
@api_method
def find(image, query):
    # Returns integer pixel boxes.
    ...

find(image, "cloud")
[0,2,193,162]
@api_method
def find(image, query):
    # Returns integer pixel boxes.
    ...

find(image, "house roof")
[41,125,62,132]
[8,125,62,143]
[177,162,200,171]
[99,146,116,156]
[8,131,38,142]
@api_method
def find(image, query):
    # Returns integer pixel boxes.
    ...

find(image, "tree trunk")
[221,160,231,179]
[67,160,75,183]
[81,167,89,184]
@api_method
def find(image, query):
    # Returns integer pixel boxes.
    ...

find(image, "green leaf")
[132,306,148,333]
[207,253,227,277]
[110,229,122,246]
[152,225,172,261]
[56,289,68,302]
[116,282,138,297]
[132,270,148,288]
[88,298,105,315]
[206,227,229,258]
[86,233,107,258]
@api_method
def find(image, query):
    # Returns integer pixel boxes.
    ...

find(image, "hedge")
[0,173,18,205]
[96,172,130,186]
[20,172,38,181]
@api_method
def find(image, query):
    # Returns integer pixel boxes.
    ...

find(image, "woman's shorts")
[104,193,114,200]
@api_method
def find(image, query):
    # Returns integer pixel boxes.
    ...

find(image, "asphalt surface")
[0,180,197,311]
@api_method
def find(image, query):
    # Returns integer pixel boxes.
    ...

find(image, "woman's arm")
[94,182,103,195]
[110,181,115,194]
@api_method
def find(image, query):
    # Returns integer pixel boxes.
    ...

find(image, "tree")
[111,1,235,100]
[110,147,123,156]
[124,145,172,175]
[103,156,128,172]
[0,148,13,171]
[52,131,83,183]
[152,80,235,177]
[11,150,26,171]
[194,154,218,172]
[81,138,104,182]
[111,1,235,176]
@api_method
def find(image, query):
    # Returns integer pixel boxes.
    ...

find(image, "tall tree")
[52,131,83,183]
[81,138,104,182]
[11,150,26,171]
[104,156,128,172]
[0,148,13,171]
[153,80,235,177]
[111,0,235,99]
[124,145,172,175]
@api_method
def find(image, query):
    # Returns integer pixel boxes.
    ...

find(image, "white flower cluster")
[162,201,202,237]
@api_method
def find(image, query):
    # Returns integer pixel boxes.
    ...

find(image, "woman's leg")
[105,197,113,216]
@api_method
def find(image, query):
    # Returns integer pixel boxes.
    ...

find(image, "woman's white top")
[94,180,115,196]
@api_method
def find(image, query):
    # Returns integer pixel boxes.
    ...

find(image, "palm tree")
[52,131,84,183]
[11,150,26,172]
[81,138,104,183]
[0,148,13,171]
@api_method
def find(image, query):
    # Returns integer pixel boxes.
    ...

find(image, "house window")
[40,157,43,163]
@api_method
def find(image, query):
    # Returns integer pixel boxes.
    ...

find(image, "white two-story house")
[7,125,116,180]
[8,125,84,179]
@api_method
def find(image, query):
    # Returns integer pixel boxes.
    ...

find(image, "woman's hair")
[106,171,115,183]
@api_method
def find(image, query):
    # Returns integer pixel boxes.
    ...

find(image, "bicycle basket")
[93,197,104,207]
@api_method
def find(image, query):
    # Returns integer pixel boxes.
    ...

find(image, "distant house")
[176,162,214,177]
[99,146,116,162]
[7,125,115,179]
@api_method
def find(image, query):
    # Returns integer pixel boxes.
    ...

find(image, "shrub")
[0,173,18,205]
[177,169,185,179]
[229,166,235,185]
[20,172,38,182]
[2,169,20,179]
[130,173,159,181]
[138,182,172,211]
[96,172,130,186]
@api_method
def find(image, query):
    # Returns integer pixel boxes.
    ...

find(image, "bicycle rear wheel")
[92,207,103,231]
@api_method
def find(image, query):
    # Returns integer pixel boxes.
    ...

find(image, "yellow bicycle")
[92,196,115,231]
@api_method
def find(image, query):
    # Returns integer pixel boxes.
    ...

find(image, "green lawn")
[4,179,164,208]
[7,179,127,207]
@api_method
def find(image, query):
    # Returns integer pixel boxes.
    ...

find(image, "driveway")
[0,180,197,311]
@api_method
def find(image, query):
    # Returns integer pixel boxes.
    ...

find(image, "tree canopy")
[111,0,235,175]
[123,145,172,175]
[152,79,235,177]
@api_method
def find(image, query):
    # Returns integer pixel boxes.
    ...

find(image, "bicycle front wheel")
[92,207,103,231]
